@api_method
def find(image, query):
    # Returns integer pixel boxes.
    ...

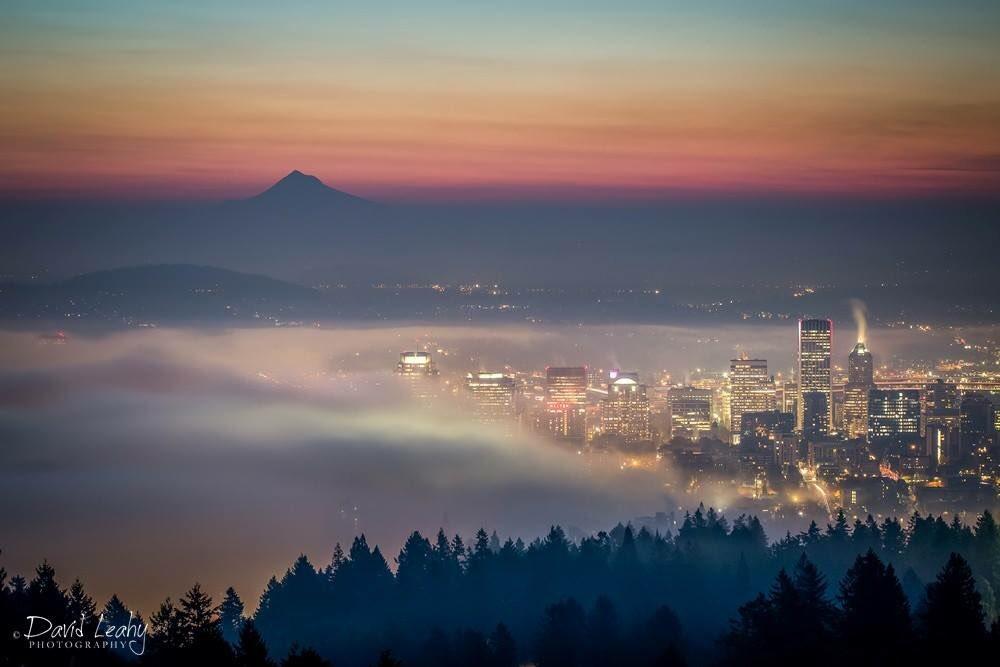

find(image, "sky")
[2,1,1000,201]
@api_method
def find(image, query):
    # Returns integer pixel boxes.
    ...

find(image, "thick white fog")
[0,322,975,613]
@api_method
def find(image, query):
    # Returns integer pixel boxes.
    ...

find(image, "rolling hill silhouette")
[0,264,324,322]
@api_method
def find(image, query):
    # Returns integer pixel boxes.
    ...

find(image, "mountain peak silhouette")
[247,170,372,207]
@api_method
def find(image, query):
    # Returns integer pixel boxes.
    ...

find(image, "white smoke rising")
[849,299,868,344]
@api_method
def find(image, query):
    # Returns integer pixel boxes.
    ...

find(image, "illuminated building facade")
[729,355,775,445]
[668,386,713,440]
[600,372,652,444]
[798,319,832,434]
[868,389,921,444]
[465,372,517,424]
[544,366,588,442]
[843,342,875,440]
[395,351,440,400]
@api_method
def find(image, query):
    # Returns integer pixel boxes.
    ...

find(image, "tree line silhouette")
[3,506,1000,666]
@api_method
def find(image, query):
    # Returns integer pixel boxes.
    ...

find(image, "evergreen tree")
[102,595,144,661]
[373,649,402,667]
[102,594,137,627]
[735,552,750,595]
[837,550,911,662]
[67,578,97,620]
[974,510,1000,591]
[28,560,69,623]
[180,582,218,640]
[489,531,502,554]
[536,598,586,667]
[453,628,491,666]
[397,531,434,596]
[586,595,621,667]
[920,552,986,658]
[220,586,247,645]
[417,627,453,667]
[150,597,186,652]
[488,622,517,667]
[236,619,275,667]
[179,582,233,663]
[325,543,346,582]
[881,517,905,558]
[792,553,835,635]
[282,645,331,667]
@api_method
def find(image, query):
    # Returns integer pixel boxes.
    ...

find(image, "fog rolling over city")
[0,324,665,615]
[0,320,979,613]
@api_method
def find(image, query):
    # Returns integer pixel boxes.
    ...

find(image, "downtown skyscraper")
[843,341,875,439]
[667,386,713,440]
[395,351,440,402]
[600,372,652,444]
[542,366,588,443]
[798,319,832,437]
[465,371,517,425]
[729,354,775,445]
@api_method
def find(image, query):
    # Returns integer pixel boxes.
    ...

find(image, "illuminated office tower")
[798,319,832,435]
[396,351,440,400]
[843,342,875,440]
[668,387,713,440]
[465,372,517,424]
[600,372,652,444]
[729,354,775,445]
[868,389,921,444]
[545,366,588,442]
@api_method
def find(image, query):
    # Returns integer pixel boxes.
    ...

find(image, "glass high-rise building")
[843,342,874,440]
[544,366,588,442]
[729,354,775,445]
[396,351,440,401]
[600,372,652,444]
[798,319,832,435]
[668,386,713,440]
[465,371,517,424]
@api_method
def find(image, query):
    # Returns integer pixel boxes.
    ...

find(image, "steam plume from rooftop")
[850,298,868,344]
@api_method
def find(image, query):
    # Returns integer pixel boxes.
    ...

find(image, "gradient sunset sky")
[2,1,1000,201]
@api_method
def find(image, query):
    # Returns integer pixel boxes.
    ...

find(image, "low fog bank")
[0,322,981,613]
